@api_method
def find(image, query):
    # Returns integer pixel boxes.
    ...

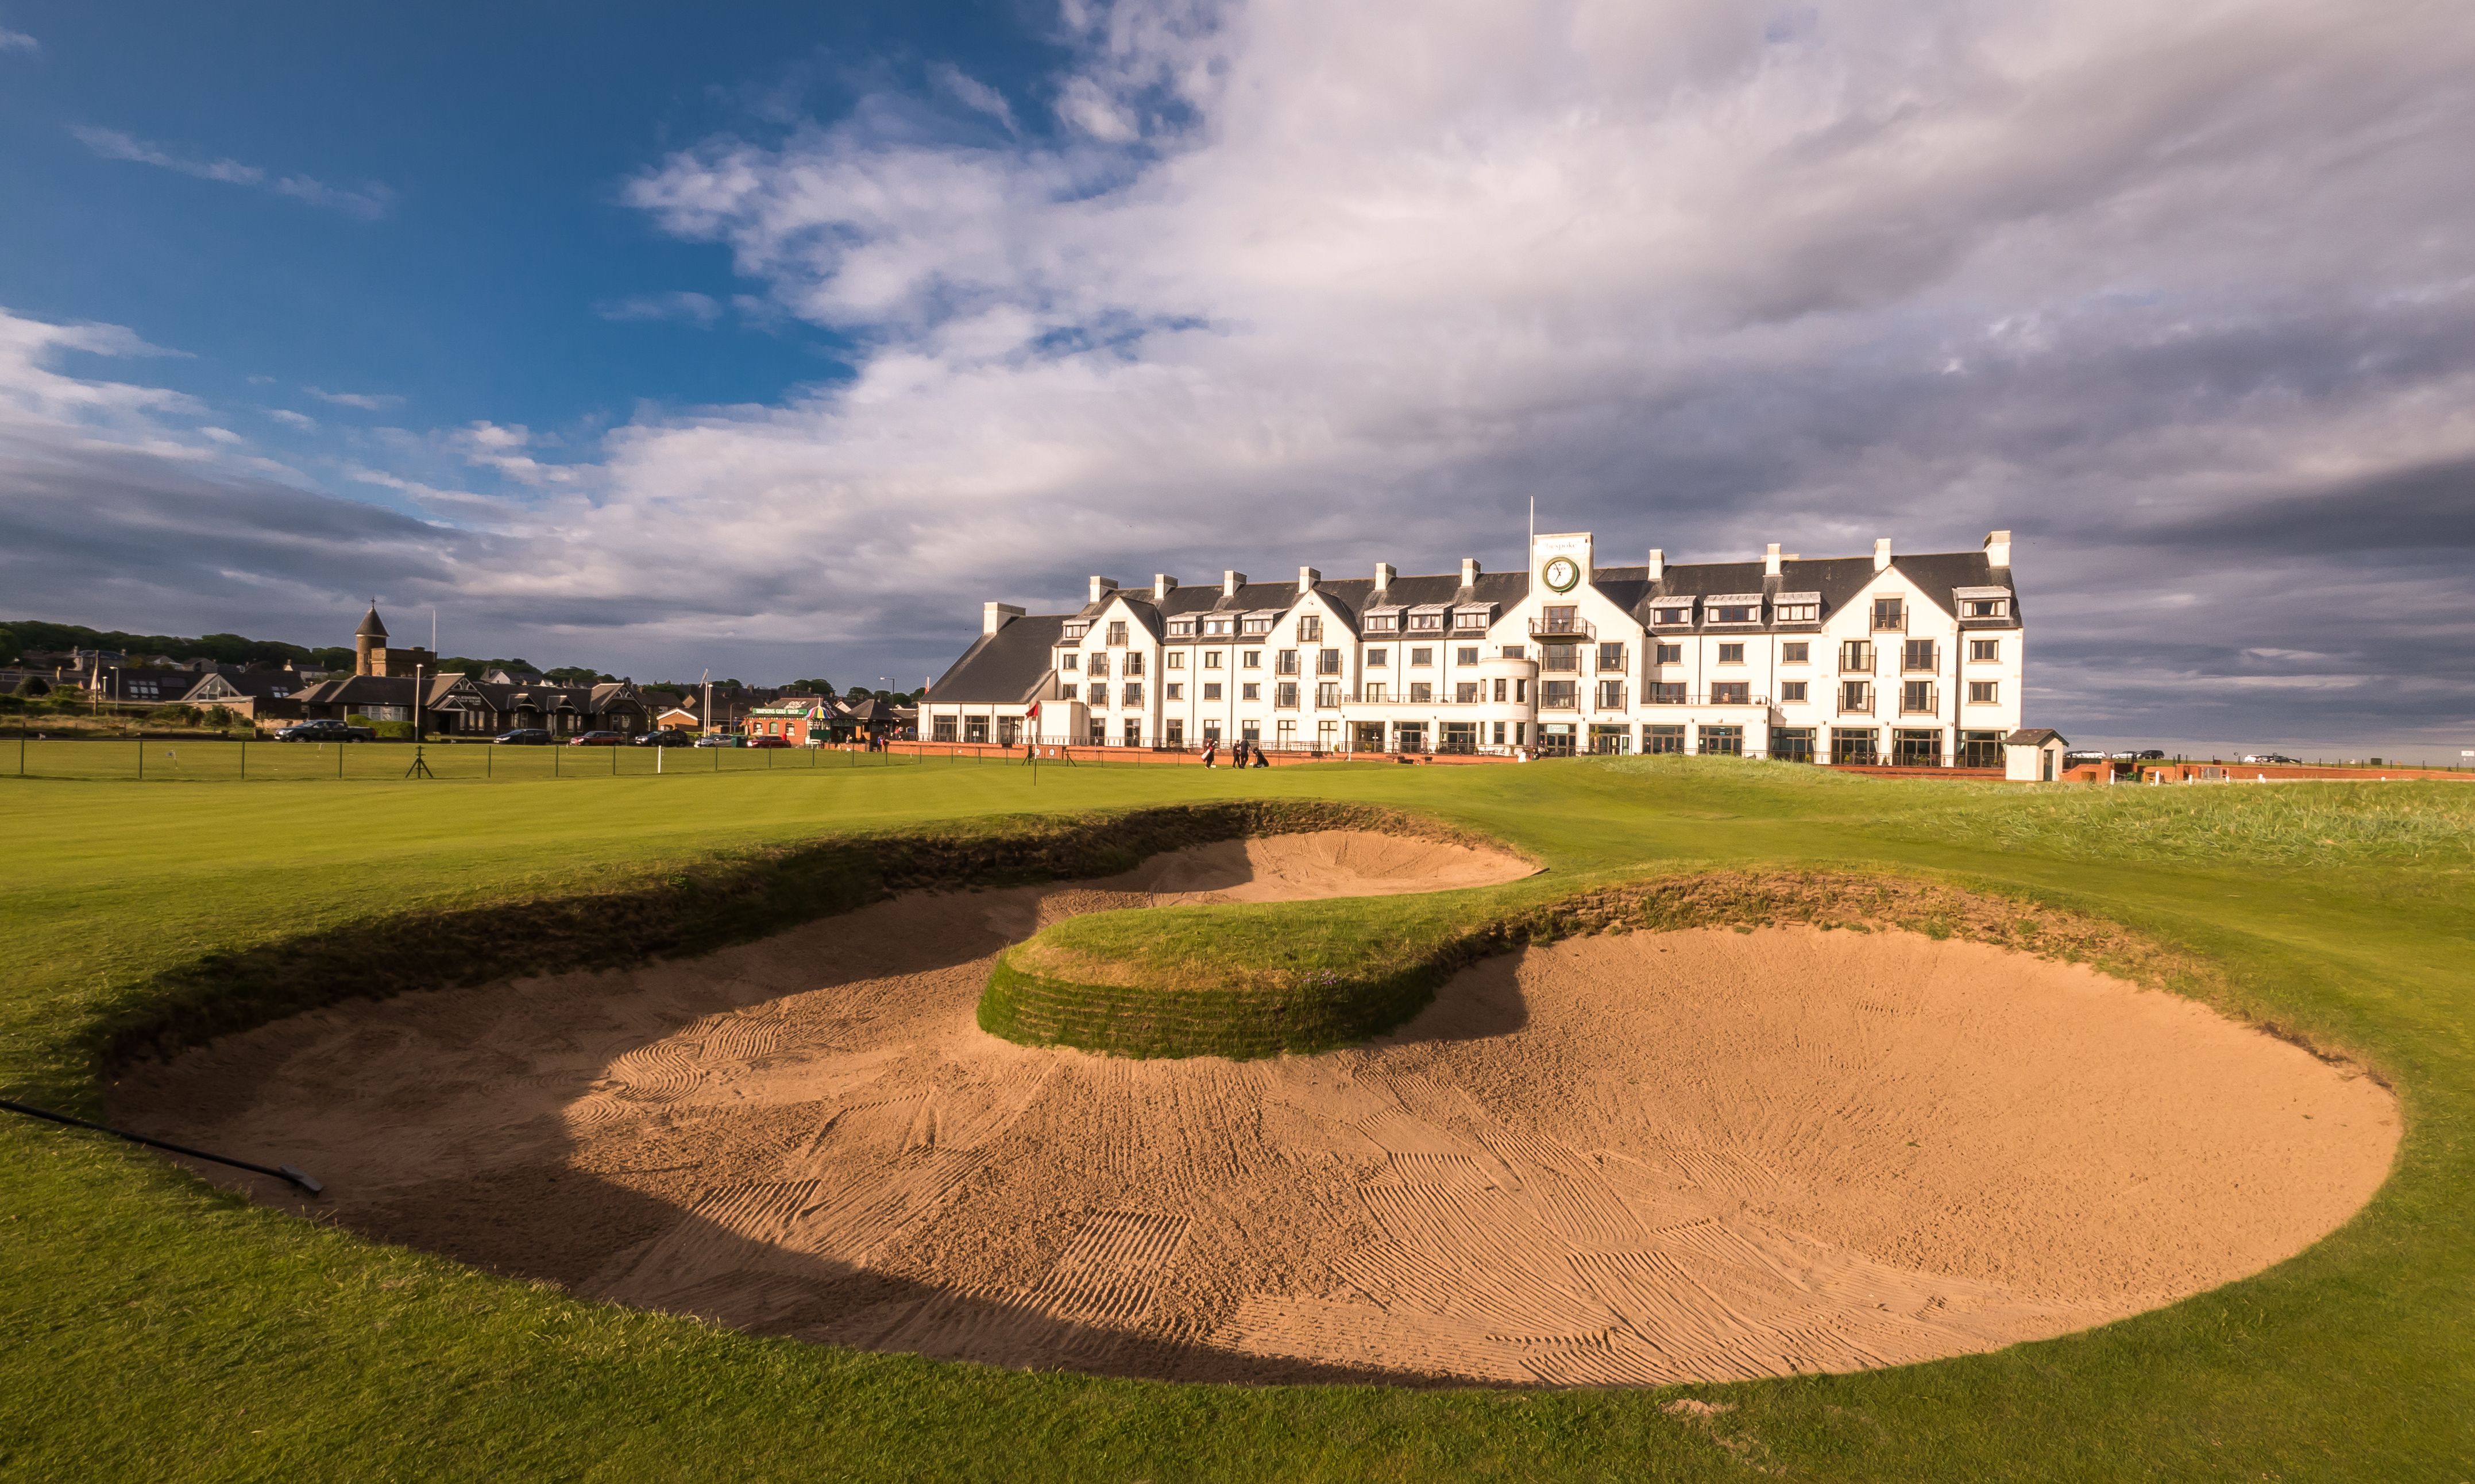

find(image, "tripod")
[403,743,434,779]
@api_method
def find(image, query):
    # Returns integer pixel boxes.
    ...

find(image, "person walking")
[1201,738,1218,768]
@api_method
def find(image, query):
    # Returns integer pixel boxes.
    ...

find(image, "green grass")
[3,755,2473,1481]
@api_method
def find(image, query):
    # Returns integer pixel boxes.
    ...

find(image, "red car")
[746,733,793,749]
[567,730,631,746]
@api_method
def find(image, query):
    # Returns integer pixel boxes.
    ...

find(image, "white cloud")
[198,426,244,445]
[306,387,403,411]
[932,63,1018,132]
[0,26,37,52]
[596,290,724,324]
[71,125,393,219]
[264,408,316,430]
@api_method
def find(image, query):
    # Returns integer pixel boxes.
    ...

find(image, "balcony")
[1642,689,1771,706]
[1530,613,1595,641]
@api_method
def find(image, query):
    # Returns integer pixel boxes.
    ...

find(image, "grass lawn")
[2,755,2470,1481]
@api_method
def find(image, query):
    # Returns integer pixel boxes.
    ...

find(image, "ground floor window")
[1535,724,1576,758]
[1771,726,1817,763]
[1513,721,1527,746]
[1317,720,1338,751]
[1441,721,1478,754]
[1165,720,1185,748]
[1395,722,1428,753]
[1203,723,1222,743]
[1644,724,1685,755]
[1894,728,1942,767]
[1588,724,1631,755]
[1700,724,1744,756]
[1087,718,1106,745]
[1277,720,1297,750]
[1353,722,1385,752]
[1832,726,1879,765]
[1960,729,2001,768]
[1241,721,1261,743]
[1122,720,1143,747]
[964,716,989,744]
[1491,721,1507,747]
[997,717,1020,747]
[932,715,958,743]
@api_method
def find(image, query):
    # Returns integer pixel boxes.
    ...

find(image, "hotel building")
[922,530,2023,764]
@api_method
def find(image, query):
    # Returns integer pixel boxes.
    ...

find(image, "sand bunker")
[113,849,2396,1387]
[1097,829,1538,903]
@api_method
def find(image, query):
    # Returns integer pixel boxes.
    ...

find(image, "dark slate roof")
[1594,552,2018,625]
[356,605,388,639]
[925,615,1067,705]
[2005,728,2065,746]
[293,674,473,708]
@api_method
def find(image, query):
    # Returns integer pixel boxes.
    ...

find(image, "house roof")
[924,614,1068,705]
[356,605,388,639]
[2005,728,2066,746]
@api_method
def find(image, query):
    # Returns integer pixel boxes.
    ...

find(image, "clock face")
[1543,556,1581,593]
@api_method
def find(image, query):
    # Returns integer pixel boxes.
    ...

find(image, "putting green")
[2,755,2468,1481]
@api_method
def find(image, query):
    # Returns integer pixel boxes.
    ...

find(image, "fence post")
[240,737,246,779]
[138,736,144,781]
[338,741,344,779]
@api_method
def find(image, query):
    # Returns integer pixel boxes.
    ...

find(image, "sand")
[111,833,2397,1387]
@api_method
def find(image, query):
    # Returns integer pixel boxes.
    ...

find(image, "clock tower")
[1530,530,1594,595]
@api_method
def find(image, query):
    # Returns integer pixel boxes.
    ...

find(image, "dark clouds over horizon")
[2,1,2472,753]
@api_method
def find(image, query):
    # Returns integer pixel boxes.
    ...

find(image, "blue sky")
[1,1,2471,756]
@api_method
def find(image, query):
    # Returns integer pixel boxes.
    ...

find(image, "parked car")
[747,733,793,749]
[634,728,695,747]
[2063,750,2107,766]
[568,730,630,747]
[691,733,743,748]
[2137,749,2167,760]
[2242,753,2302,764]
[494,728,552,745]
[275,719,374,743]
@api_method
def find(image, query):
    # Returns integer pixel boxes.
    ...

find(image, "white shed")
[2003,728,2068,782]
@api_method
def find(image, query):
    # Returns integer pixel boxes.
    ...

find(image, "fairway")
[4,757,2472,1481]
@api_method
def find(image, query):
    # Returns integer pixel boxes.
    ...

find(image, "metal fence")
[1,735,943,783]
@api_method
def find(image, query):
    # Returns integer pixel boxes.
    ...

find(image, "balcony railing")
[1642,690,1772,706]
[1530,615,1596,641]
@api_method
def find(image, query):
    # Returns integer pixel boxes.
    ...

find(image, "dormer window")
[1061,622,1088,640]
[1409,608,1447,632]
[1963,597,2009,618]
[1652,605,1693,626]
[1167,619,1195,637]
[1712,604,1757,624]
[1774,594,1820,624]
[1242,615,1275,635]
[1452,607,1491,631]
[1363,610,1400,633]
[1203,617,1234,636]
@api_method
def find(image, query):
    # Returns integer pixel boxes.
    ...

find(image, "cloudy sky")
[1,1,2470,753]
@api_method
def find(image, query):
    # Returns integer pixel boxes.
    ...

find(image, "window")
[1651,682,1687,704]
[1598,642,1625,671]
[1277,720,1298,749]
[1902,639,1936,672]
[1088,652,1110,678]
[1646,724,1685,754]
[1653,605,1692,626]
[1087,682,1107,704]
[1901,681,1936,713]
[1364,612,1400,633]
[1410,610,1445,632]
[1167,651,1185,670]
[1840,640,1874,673]
[1062,622,1089,640]
[1123,720,1143,747]
[1894,729,1942,767]
[1840,680,1873,713]
[1780,681,1808,703]
[1493,678,1508,702]
[1832,726,1879,764]
[1165,683,1184,701]
[1712,681,1751,705]
[1203,682,1222,701]
[1515,678,1527,702]
[1782,642,1809,664]
[1588,724,1631,756]
[1459,646,1481,665]
[1772,726,1817,763]
[1540,680,1578,709]
[1492,722,1507,746]
[1122,683,1144,706]
[1970,639,1999,662]
[1277,650,1300,675]
[1872,597,1905,631]
[1717,643,1745,664]
[1203,723,1221,743]
[1363,682,1389,702]
[1960,730,2002,767]
[1275,681,1299,708]
[1963,597,2009,619]
[932,716,958,742]
[1298,615,1322,642]
[1409,682,1434,703]
[1165,720,1185,747]
[1062,653,1079,672]
[1968,680,1998,705]
[1712,605,1756,624]
[1318,648,1342,674]
[1203,617,1234,636]
[1242,682,1261,701]
[1318,720,1338,749]
[1242,650,1261,668]
[1410,647,1434,666]
[1125,652,1145,676]
[1316,682,1339,708]
[1167,619,1195,637]
[1107,621,1128,645]
[1655,642,1682,664]
[1596,679,1626,709]
[1453,681,1477,702]
[1365,648,1388,667]
[1243,616,1273,635]
[1700,724,1744,756]
[1088,717,1106,745]
[1503,646,1525,659]
[1538,605,1582,635]
[1204,650,1223,669]
[1775,602,1818,623]
[1541,644,1579,672]
[1454,609,1488,631]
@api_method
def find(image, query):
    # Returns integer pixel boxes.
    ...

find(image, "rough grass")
[1890,779,2475,865]
[4,758,2473,1481]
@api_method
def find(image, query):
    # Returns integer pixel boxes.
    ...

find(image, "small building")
[2003,727,2068,783]
[352,605,439,678]
[747,696,835,745]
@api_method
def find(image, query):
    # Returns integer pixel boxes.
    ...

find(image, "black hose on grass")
[0,1097,323,1194]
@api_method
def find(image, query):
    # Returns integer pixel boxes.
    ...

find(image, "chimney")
[1088,575,1118,604]
[1298,566,1320,594]
[1873,537,1893,572]
[1984,529,2013,567]
[1647,548,1664,581]
[1152,573,1177,601]
[983,601,1024,636]
[1222,570,1247,598]
[1764,542,1782,577]
[1373,562,1395,592]
[1459,557,1481,588]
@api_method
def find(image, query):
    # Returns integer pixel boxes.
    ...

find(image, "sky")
[1,1,2470,757]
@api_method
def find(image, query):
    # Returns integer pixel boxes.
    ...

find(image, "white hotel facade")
[922,530,2024,765]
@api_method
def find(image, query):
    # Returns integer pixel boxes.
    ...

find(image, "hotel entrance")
[1393,722,1427,753]
[1535,722,1576,758]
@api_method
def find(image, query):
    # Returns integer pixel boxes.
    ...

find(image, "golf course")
[3,753,2469,1481]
